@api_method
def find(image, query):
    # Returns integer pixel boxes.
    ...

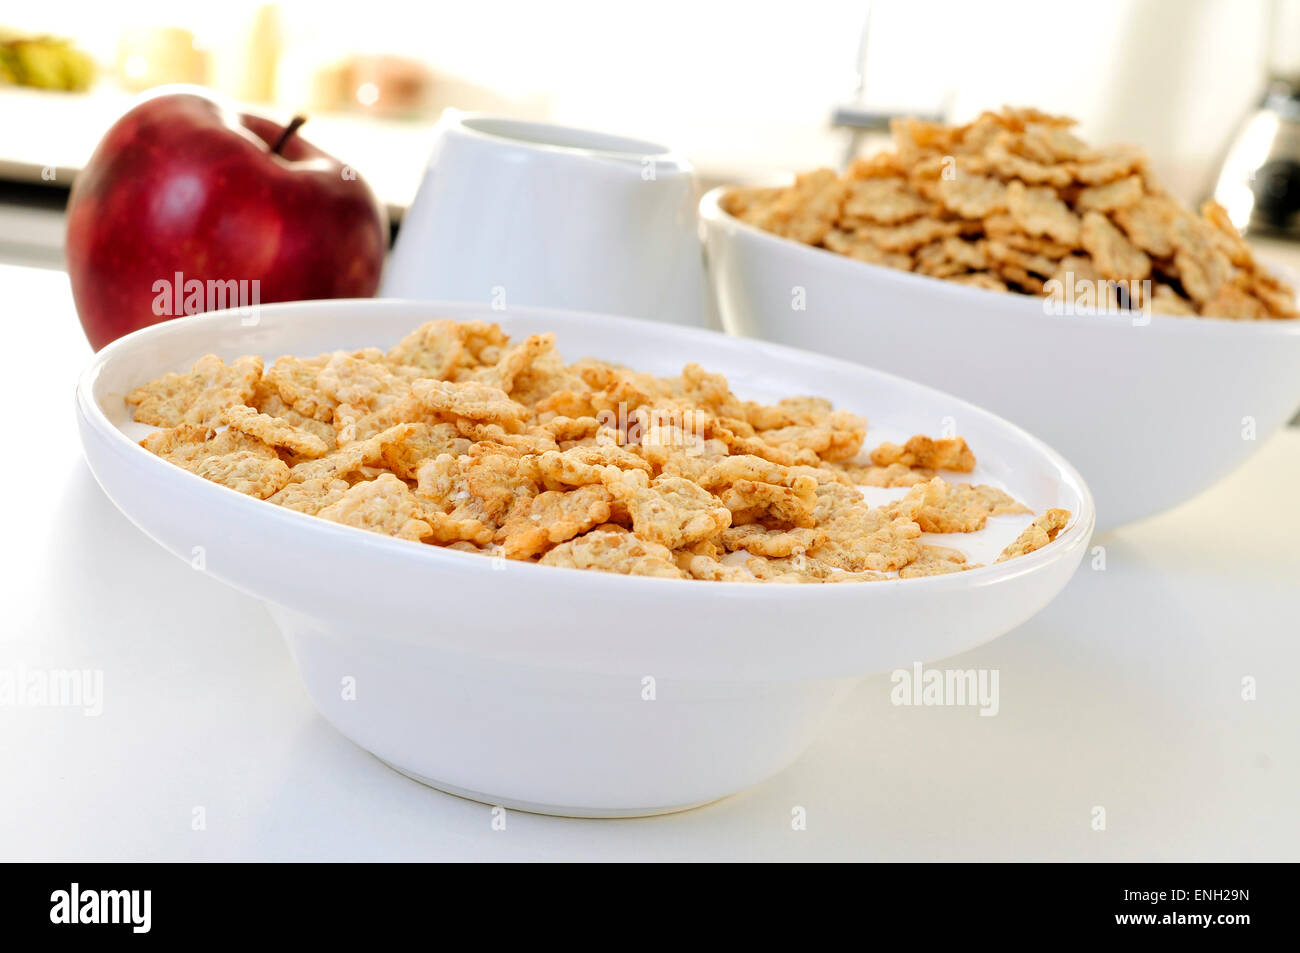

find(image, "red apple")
[66,87,388,350]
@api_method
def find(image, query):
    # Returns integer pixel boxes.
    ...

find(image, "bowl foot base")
[378,758,725,819]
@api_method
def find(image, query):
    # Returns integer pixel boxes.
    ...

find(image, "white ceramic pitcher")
[382,111,712,328]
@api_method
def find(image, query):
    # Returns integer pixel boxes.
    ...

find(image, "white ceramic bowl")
[76,299,1093,817]
[383,111,712,328]
[701,187,1300,529]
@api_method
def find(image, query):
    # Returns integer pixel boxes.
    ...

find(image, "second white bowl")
[701,187,1300,529]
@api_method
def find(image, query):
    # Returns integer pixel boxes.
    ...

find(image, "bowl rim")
[699,186,1300,338]
[76,297,1095,599]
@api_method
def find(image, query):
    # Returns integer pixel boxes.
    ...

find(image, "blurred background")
[1,0,1296,268]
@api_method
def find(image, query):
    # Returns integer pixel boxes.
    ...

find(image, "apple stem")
[272,115,308,155]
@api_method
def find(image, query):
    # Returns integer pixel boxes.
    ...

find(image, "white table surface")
[1,261,1296,862]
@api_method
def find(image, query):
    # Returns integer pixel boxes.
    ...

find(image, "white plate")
[76,298,1093,816]
[700,187,1300,530]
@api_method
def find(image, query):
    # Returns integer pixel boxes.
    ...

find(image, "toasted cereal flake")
[507,346,578,407]
[994,230,1075,258]
[412,378,527,429]
[540,415,602,442]
[823,229,915,269]
[316,352,411,410]
[842,177,933,225]
[700,454,819,527]
[832,461,935,487]
[721,524,824,558]
[1075,174,1144,213]
[454,422,557,456]
[1021,122,1090,161]
[387,319,465,376]
[539,529,685,579]
[1048,254,1103,288]
[140,424,263,463]
[429,453,535,527]
[534,444,652,489]
[418,451,536,528]
[1072,145,1146,185]
[264,354,338,422]
[423,510,494,546]
[126,354,262,427]
[699,454,807,491]
[1149,284,1198,316]
[996,508,1071,562]
[476,333,557,394]
[1111,194,1178,257]
[641,433,730,483]
[332,393,429,447]
[1201,282,1269,321]
[749,168,847,245]
[668,363,748,419]
[139,425,287,498]
[715,478,819,528]
[316,473,433,541]
[681,554,756,583]
[499,485,614,559]
[1201,201,1255,269]
[984,135,1073,187]
[936,173,1009,219]
[442,540,487,554]
[287,422,418,484]
[743,396,835,431]
[385,319,469,378]
[890,478,1031,533]
[1007,181,1081,246]
[720,185,783,219]
[984,240,1060,279]
[192,450,291,500]
[251,389,337,451]
[915,237,990,278]
[267,476,350,515]
[853,217,963,253]
[846,151,907,179]
[1080,211,1151,280]
[411,453,460,506]
[809,483,922,572]
[698,416,816,467]
[825,569,892,583]
[412,319,509,375]
[379,422,472,480]
[870,435,975,472]
[1169,215,1231,304]
[221,403,329,459]
[604,473,731,549]
[1246,268,1299,319]
[898,544,973,578]
[744,553,835,583]
[950,271,1009,292]
[754,410,867,463]
[891,116,960,164]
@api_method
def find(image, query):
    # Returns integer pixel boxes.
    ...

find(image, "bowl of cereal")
[701,107,1300,529]
[77,298,1091,816]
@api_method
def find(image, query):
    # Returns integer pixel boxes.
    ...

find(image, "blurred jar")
[116,26,207,91]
